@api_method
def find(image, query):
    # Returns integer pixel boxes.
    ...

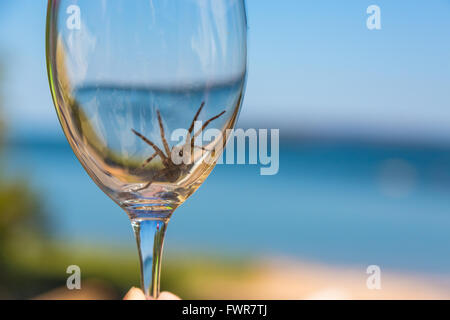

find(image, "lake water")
[5,138,450,274]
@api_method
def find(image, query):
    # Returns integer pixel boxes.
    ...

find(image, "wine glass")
[46,0,247,298]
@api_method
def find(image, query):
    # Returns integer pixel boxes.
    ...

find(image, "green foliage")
[0,62,4,144]
[0,179,45,242]
[4,241,251,299]
[0,59,50,298]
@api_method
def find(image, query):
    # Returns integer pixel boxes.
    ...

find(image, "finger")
[158,291,181,300]
[123,287,147,300]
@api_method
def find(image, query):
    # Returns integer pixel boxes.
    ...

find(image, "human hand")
[124,287,180,300]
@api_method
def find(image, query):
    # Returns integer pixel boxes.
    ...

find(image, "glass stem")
[131,218,169,299]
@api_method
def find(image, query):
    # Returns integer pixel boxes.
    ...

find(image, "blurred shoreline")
[4,136,450,275]
[28,249,450,300]
[7,125,450,156]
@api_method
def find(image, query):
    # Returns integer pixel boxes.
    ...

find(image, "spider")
[131,102,226,191]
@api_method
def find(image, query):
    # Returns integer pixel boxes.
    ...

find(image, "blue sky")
[1,0,450,143]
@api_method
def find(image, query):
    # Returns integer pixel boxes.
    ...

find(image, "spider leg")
[187,101,205,136]
[141,152,159,168]
[191,110,226,144]
[131,129,167,161]
[181,101,204,161]
[191,145,213,161]
[135,169,166,192]
[135,180,152,192]
[194,145,212,152]
[157,110,171,157]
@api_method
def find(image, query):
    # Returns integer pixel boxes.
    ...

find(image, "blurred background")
[1,0,450,299]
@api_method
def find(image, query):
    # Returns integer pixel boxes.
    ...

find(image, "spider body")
[132,102,225,191]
